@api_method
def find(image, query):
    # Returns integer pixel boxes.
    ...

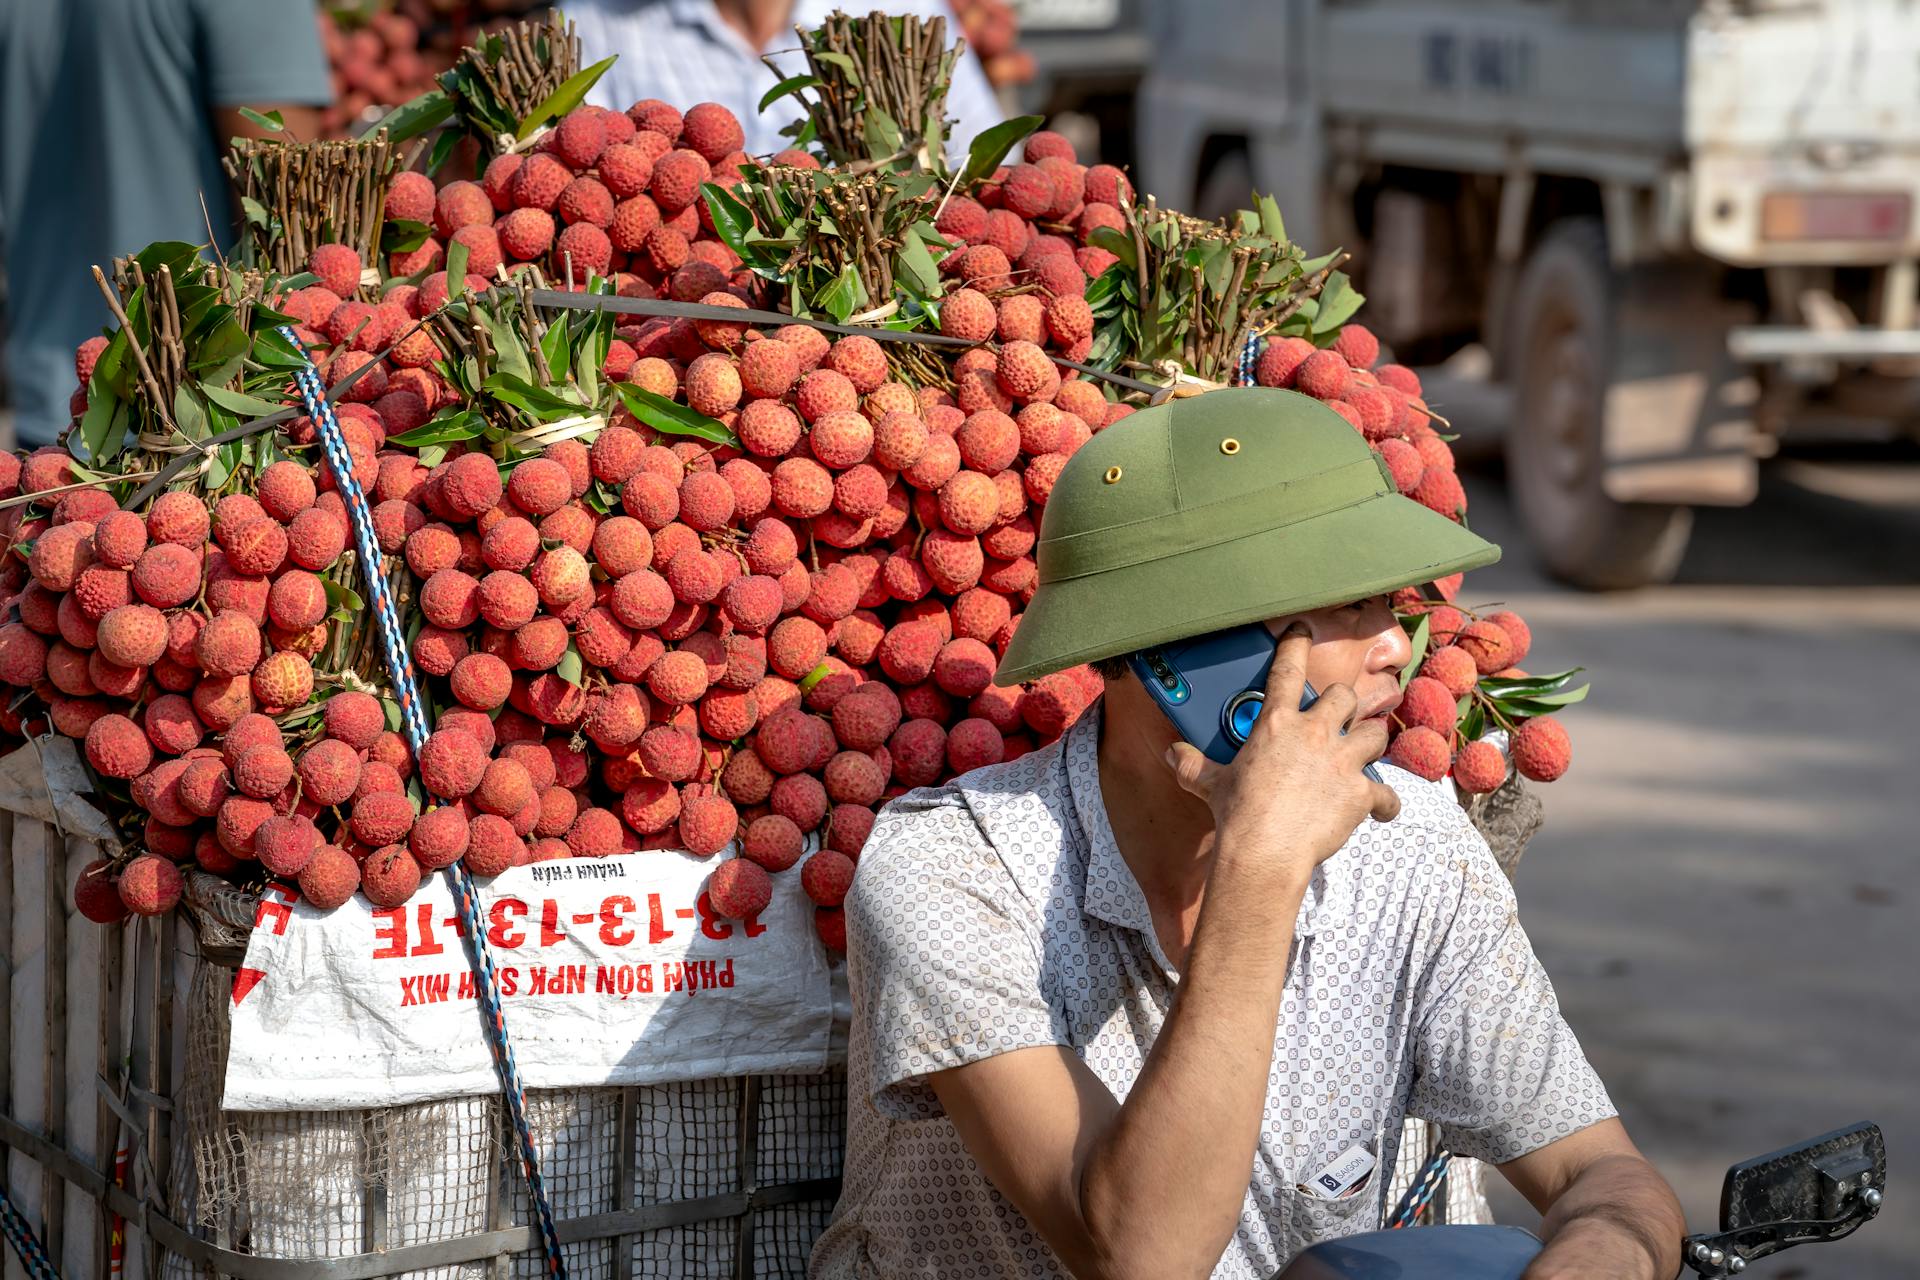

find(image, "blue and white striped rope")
[0,1183,60,1279]
[1386,1150,1453,1229]
[1236,332,1263,387]
[281,331,569,1278]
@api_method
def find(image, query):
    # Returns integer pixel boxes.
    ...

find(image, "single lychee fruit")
[995,341,1059,404]
[801,849,855,907]
[117,854,184,916]
[1485,610,1532,667]
[309,243,363,298]
[678,791,739,856]
[1388,725,1451,782]
[1510,717,1571,783]
[86,714,152,779]
[1392,676,1458,740]
[707,857,770,919]
[419,729,487,798]
[1451,738,1508,794]
[75,859,130,923]
[1333,324,1381,370]
[1421,645,1480,699]
[1456,621,1516,676]
[362,846,424,908]
[299,846,361,909]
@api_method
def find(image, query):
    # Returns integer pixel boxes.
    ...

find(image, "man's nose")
[1372,611,1414,674]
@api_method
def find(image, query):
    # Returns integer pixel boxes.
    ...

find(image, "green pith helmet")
[993,387,1501,686]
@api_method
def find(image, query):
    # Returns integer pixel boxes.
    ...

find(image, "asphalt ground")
[1460,449,1920,1278]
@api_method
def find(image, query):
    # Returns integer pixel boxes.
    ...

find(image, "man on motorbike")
[811,389,1685,1279]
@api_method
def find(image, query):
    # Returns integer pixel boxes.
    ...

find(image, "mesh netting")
[1387,1118,1493,1227]
[159,887,845,1277]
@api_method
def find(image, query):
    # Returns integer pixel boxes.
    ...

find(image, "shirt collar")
[1062,700,1358,943]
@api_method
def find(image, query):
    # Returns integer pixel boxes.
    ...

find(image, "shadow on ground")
[1457,454,1919,1279]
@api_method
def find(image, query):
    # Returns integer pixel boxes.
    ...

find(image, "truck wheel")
[1508,219,1692,589]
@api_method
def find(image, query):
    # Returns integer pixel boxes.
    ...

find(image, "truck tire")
[1507,219,1692,589]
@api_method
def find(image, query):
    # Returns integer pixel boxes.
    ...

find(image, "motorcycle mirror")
[1682,1121,1884,1277]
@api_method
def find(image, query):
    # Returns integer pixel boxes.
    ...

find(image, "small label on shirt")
[1299,1144,1376,1200]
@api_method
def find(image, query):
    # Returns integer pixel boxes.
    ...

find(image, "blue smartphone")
[1129,623,1385,780]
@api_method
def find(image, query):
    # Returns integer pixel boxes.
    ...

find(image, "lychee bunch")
[1384,604,1579,794]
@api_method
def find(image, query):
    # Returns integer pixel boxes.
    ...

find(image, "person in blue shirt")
[0,0,332,447]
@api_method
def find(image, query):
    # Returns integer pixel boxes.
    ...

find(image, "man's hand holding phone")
[1163,623,1401,884]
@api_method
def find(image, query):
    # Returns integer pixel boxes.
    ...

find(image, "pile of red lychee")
[27,102,1570,945]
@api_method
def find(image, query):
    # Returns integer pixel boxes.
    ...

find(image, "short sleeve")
[192,0,332,107]
[845,800,1071,1122]
[1407,838,1617,1164]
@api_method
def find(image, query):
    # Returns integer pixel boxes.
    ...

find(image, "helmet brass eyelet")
[1220,438,1241,455]
[1103,465,1123,484]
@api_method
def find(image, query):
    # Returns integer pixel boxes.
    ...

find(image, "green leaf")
[444,237,470,289]
[201,383,286,419]
[425,128,461,177]
[133,242,201,280]
[958,115,1042,187]
[322,579,364,616]
[483,371,581,418]
[241,195,273,230]
[381,218,433,256]
[819,262,866,324]
[388,409,486,447]
[77,381,128,466]
[251,326,309,370]
[894,226,942,297]
[383,698,403,732]
[515,55,616,140]
[1399,613,1432,691]
[1256,194,1287,242]
[555,644,585,687]
[539,317,571,385]
[204,439,242,489]
[1086,225,1138,272]
[863,105,903,162]
[812,51,861,83]
[758,74,821,113]
[700,182,760,259]
[172,385,209,441]
[610,382,736,446]
[482,312,532,382]
[1478,668,1587,697]
[1313,272,1366,335]
[375,89,453,144]
[1194,240,1234,297]
[274,271,321,293]
[1490,685,1591,714]
[238,107,284,132]
[1084,319,1129,371]
[1458,699,1486,743]
[189,315,251,375]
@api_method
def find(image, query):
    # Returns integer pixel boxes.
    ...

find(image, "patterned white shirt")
[811,703,1616,1278]
[571,0,1005,160]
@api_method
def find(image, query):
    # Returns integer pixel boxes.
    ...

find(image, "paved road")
[1460,452,1920,1278]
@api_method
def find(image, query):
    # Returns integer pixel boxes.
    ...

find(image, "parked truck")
[1139,0,1920,587]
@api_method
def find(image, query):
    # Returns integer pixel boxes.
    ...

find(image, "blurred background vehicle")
[1136,0,1920,588]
